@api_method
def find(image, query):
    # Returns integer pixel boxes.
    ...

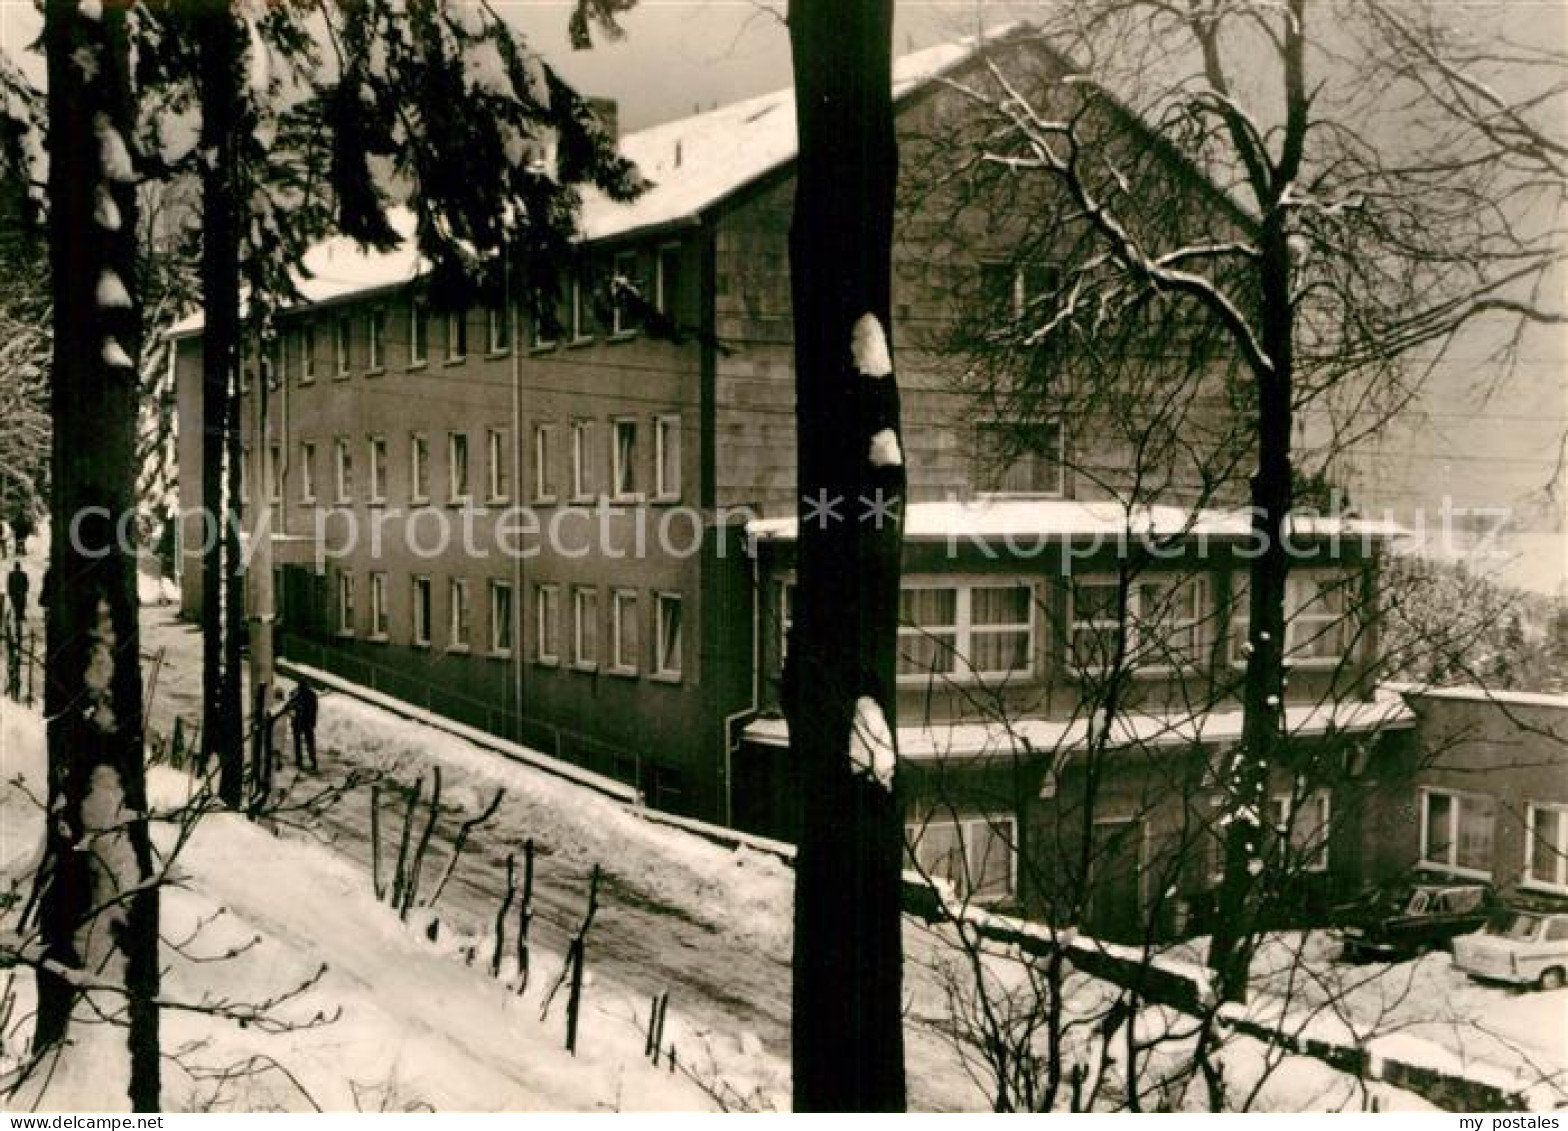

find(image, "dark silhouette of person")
[292,682,319,772]
[6,563,28,640]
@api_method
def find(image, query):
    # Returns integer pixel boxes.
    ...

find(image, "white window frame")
[334,314,352,377]
[487,428,511,503]
[1270,789,1331,873]
[336,571,355,636]
[610,589,639,674]
[611,418,640,501]
[445,309,467,362]
[487,303,511,355]
[898,580,1035,686]
[368,435,388,504]
[366,306,385,372]
[654,414,681,502]
[1070,574,1208,676]
[411,433,430,504]
[1230,570,1358,669]
[905,813,1018,905]
[448,431,470,504]
[611,249,639,336]
[572,586,599,671]
[490,580,514,657]
[299,324,317,383]
[409,297,428,366]
[412,575,432,647]
[571,420,596,501]
[535,583,560,665]
[266,442,282,503]
[1418,787,1496,880]
[447,577,471,652]
[655,243,680,316]
[533,423,558,503]
[368,571,389,640]
[298,441,316,503]
[1524,802,1568,894]
[975,418,1066,498]
[654,592,683,681]
[334,437,353,503]
[570,274,590,342]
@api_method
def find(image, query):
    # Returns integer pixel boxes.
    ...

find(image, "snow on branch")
[847,697,896,790]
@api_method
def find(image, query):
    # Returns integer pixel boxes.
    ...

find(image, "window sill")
[607,666,638,679]
[300,497,317,506]
[335,498,353,507]
[974,489,1066,501]
[335,630,355,640]
[530,342,558,354]
[407,360,428,372]
[1416,860,1492,881]
[446,644,472,655]
[1227,657,1349,672]
[1518,879,1568,897]
[366,366,385,377]
[444,356,467,367]
[367,633,389,644]
[485,349,511,360]
[411,495,430,506]
[567,336,595,349]
[490,649,513,661]
[571,662,599,674]
[535,657,560,668]
[611,492,645,505]
[299,376,317,386]
[447,498,474,509]
[651,492,681,504]
[649,671,682,685]
[333,373,351,381]
[533,495,558,506]
[608,330,639,343]
[570,495,598,506]
[412,640,431,650]
[369,498,388,508]
[487,496,511,507]
[897,670,1032,689]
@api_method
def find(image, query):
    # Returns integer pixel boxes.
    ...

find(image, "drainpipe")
[509,264,525,740]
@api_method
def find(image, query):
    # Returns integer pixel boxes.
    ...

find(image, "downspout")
[510,265,525,741]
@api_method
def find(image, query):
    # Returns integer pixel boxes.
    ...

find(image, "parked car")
[1453,905,1568,990]
[1334,881,1496,961]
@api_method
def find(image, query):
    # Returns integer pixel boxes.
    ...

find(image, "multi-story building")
[174,29,1416,937]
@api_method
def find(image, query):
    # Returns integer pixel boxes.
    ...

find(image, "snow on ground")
[1,701,726,1112]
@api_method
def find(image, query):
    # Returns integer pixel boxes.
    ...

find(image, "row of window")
[779,571,1361,687]
[1419,788,1568,893]
[334,571,684,681]
[273,415,682,507]
[255,245,683,385]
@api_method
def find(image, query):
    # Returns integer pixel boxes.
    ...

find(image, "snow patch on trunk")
[850,313,891,377]
[96,269,131,310]
[92,185,121,232]
[868,428,902,468]
[847,696,896,789]
[103,338,134,369]
[93,114,135,183]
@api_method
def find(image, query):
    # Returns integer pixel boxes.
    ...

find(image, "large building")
[174,30,1423,936]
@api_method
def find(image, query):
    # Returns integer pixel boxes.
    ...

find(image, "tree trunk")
[195,3,245,807]
[784,0,906,1110]
[34,0,160,1109]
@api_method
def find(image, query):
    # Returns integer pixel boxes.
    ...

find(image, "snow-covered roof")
[745,498,1406,544]
[1386,683,1568,711]
[167,31,1011,339]
[741,692,1415,762]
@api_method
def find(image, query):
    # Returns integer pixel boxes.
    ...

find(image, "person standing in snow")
[292,681,319,773]
[6,562,27,641]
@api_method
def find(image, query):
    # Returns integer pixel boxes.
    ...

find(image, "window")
[266,442,282,503]
[366,307,385,371]
[612,419,639,499]
[448,432,470,503]
[1230,571,1358,667]
[654,415,681,501]
[412,576,432,646]
[656,243,680,316]
[535,583,560,664]
[411,434,430,503]
[572,586,599,669]
[448,578,471,650]
[570,273,590,341]
[906,814,1017,903]
[334,314,352,376]
[531,296,558,350]
[487,304,511,354]
[533,423,558,502]
[409,298,428,366]
[1526,803,1568,892]
[368,435,388,504]
[445,309,467,361]
[299,441,316,502]
[299,324,317,383]
[369,571,388,639]
[898,583,1034,684]
[979,259,1059,320]
[1420,788,1497,877]
[334,437,353,502]
[490,580,514,656]
[655,593,683,679]
[610,589,639,673]
[611,250,640,335]
[571,420,596,500]
[1270,790,1331,872]
[487,428,511,502]
[1071,575,1207,673]
[336,571,355,635]
[975,420,1064,497]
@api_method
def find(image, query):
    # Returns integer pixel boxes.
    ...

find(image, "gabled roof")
[169,29,1023,338]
